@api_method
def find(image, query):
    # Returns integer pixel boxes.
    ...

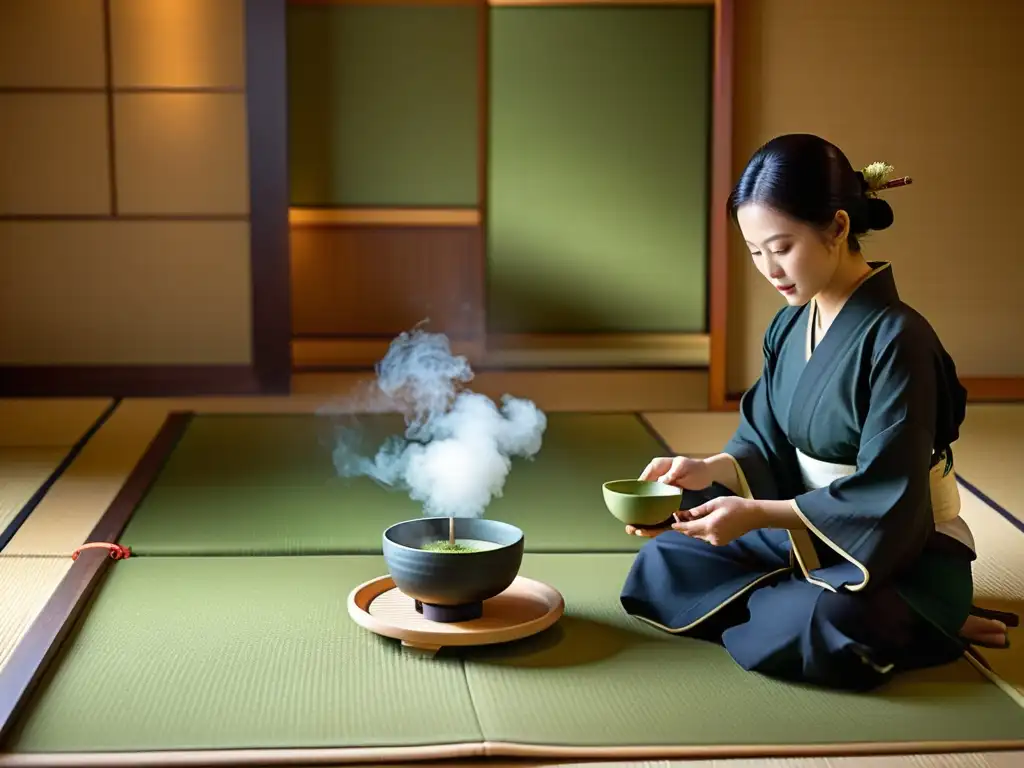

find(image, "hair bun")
[866,197,894,231]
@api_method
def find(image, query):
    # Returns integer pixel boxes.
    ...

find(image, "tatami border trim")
[0,412,192,743]
[0,400,122,552]
[956,474,1024,536]
[1,737,1023,767]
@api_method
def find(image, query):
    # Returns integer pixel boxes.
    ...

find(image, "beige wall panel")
[109,0,245,89]
[114,93,249,215]
[0,0,105,88]
[0,221,252,365]
[0,94,110,215]
[729,0,1024,392]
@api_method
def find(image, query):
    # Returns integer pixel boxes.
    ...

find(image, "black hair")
[727,133,894,251]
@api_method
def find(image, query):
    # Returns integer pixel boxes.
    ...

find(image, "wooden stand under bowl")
[347,574,565,655]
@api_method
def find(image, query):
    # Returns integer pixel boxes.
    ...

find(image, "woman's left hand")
[671,496,761,546]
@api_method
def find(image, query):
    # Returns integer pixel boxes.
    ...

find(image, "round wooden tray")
[347,574,565,654]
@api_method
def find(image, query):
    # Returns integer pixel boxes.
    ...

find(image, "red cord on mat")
[71,543,132,561]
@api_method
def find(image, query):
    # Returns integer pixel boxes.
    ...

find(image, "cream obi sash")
[795,450,975,553]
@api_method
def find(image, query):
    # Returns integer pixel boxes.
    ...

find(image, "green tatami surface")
[462,554,1024,748]
[119,413,665,555]
[5,554,1024,755]
[4,556,479,753]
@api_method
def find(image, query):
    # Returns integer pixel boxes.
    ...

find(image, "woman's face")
[736,203,845,306]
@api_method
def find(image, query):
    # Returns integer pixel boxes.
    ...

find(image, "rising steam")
[327,328,547,518]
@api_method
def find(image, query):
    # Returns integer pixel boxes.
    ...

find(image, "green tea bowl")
[602,479,682,527]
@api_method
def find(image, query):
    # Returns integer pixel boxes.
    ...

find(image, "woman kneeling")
[620,134,1016,692]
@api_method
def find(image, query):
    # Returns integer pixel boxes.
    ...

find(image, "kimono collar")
[789,261,900,445]
[807,261,898,332]
[842,261,899,311]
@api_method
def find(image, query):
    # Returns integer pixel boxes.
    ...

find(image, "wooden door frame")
[0,0,292,397]
[5,0,1020,403]
[242,0,293,396]
[705,0,734,410]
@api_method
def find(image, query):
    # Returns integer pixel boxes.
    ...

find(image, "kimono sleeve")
[722,312,804,501]
[789,320,941,592]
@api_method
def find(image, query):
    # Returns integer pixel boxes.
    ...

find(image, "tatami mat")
[3,556,486,755]
[958,490,1024,696]
[0,448,67,535]
[0,399,112,448]
[953,404,1024,524]
[5,552,1024,760]
[1,398,116,546]
[0,399,121,679]
[1,401,168,556]
[0,399,165,678]
[0,556,72,675]
[115,412,657,556]
[640,411,740,455]
[0,396,1021,768]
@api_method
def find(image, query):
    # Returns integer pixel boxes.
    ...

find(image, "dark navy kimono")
[621,263,985,691]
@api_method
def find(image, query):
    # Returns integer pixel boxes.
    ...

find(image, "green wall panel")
[287,5,479,207]
[487,6,712,334]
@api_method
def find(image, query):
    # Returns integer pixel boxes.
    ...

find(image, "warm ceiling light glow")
[118,0,239,87]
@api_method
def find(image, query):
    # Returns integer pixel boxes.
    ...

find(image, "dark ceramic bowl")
[382,517,525,622]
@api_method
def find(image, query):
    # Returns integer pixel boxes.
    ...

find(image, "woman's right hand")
[639,455,712,490]
[625,456,713,538]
